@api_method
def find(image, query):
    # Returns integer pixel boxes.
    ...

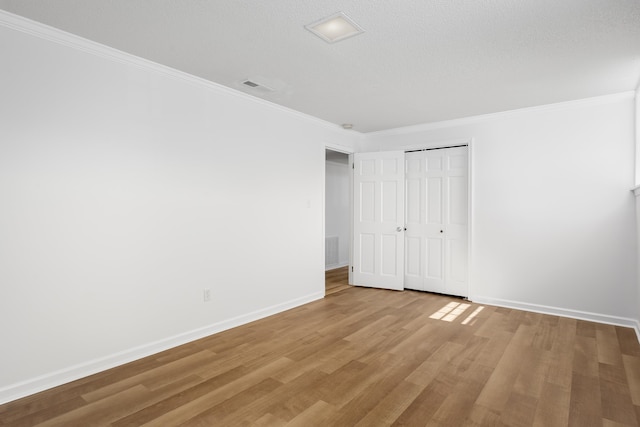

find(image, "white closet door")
[404,146,468,296]
[353,151,405,291]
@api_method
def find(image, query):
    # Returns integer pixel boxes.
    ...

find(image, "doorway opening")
[325,148,351,295]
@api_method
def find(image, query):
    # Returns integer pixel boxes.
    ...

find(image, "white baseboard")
[472,295,640,339]
[633,319,640,345]
[325,263,349,271]
[0,291,324,405]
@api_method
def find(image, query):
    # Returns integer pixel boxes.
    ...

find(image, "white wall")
[0,15,357,403]
[325,159,350,269]
[365,94,637,325]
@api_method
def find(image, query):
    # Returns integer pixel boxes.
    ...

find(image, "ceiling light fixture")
[341,123,354,130]
[305,12,364,43]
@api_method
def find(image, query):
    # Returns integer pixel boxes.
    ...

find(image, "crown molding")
[366,91,636,137]
[0,9,352,136]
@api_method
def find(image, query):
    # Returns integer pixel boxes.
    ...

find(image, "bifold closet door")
[352,151,405,291]
[404,146,468,297]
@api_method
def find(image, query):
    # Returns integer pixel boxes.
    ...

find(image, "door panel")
[382,181,398,222]
[359,233,375,274]
[426,238,443,279]
[353,151,405,290]
[427,178,443,223]
[382,234,398,275]
[404,146,469,296]
[406,178,421,223]
[405,237,421,277]
[449,176,467,225]
[359,182,375,222]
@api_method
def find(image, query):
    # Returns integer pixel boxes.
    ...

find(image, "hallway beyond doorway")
[325,266,349,296]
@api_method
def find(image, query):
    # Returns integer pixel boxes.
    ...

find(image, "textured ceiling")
[1,0,639,133]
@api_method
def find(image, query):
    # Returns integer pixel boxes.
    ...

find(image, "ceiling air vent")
[241,79,275,93]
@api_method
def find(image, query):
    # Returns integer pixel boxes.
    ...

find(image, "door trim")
[323,144,355,288]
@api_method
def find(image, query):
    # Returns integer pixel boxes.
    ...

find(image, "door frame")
[400,138,474,299]
[323,143,355,286]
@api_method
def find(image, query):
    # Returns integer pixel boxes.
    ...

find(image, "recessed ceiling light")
[305,12,364,44]
[341,123,354,130]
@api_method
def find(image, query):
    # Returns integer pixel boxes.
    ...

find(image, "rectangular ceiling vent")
[241,79,275,93]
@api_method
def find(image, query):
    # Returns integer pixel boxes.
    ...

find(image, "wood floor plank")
[509,323,536,347]
[464,404,501,426]
[568,372,602,427]
[111,373,225,427]
[36,385,149,427]
[546,317,577,389]
[285,400,337,427]
[472,329,513,369]
[532,381,571,427]
[623,354,640,406]
[139,357,294,427]
[512,346,551,398]
[617,327,640,357]
[597,324,624,366]
[178,377,283,426]
[392,369,457,426]
[344,314,401,343]
[404,341,464,387]
[576,319,597,338]
[602,419,638,427]
[2,277,640,426]
[473,309,507,338]
[0,354,168,423]
[251,370,329,423]
[600,376,638,426]
[429,363,494,426]
[323,352,424,425]
[1,396,87,427]
[573,335,600,377]
[499,391,538,427]
[475,340,535,412]
[83,350,215,402]
[531,314,559,351]
[254,412,287,426]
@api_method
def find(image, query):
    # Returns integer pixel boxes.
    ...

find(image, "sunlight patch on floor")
[461,306,484,325]
[430,302,484,324]
[429,302,470,322]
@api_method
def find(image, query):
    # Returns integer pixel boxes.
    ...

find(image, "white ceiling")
[1,0,639,133]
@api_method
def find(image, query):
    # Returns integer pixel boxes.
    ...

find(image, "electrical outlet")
[203,289,211,302]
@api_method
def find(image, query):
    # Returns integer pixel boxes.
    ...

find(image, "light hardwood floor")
[2,284,640,426]
[325,266,350,296]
